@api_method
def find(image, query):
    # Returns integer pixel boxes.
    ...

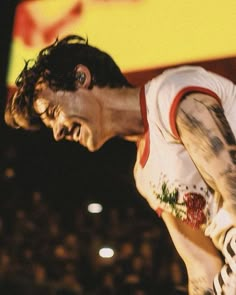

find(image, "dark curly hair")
[5,34,132,130]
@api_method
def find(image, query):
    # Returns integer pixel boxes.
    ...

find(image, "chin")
[85,141,98,152]
[87,139,105,152]
[87,146,97,152]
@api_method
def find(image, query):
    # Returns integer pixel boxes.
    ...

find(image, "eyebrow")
[39,105,59,122]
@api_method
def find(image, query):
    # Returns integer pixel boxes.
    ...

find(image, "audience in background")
[0,188,188,295]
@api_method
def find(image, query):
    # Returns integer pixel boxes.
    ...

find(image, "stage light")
[87,203,103,213]
[99,247,114,258]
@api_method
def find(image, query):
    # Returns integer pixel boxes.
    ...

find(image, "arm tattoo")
[178,94,236,213]
[199,100,236,164]
[179,109,224,159]
[178,97,236,163]
[189,277,214,295]
[208,104,236,145]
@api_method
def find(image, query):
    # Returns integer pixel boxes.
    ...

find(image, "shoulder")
[146,65,211,103]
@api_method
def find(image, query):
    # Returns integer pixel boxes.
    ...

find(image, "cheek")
[79,97,100,120]
[58,112,66,122]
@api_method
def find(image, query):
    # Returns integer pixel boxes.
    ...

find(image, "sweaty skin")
[33,80,143,151]
[176,93,236,225]
[162,211,223,295]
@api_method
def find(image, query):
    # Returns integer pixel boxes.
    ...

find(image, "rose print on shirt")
[183,192,206,228]
[151,182,206,228]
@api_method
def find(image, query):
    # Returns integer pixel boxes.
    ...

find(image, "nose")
[52,123,67,141]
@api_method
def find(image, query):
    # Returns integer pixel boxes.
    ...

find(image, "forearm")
[187,268,215,295]
[185,248,223,294]
[162,212,223,294]
[189,280,213,295]
[187,228,236,295]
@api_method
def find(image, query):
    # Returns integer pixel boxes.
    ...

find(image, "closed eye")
[46,106,59,119]
[39,106,59,120]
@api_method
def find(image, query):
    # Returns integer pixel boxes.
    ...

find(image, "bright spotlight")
[87,203,103,213]
[99,247,114,258]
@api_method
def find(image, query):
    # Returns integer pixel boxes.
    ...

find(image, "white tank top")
[134,65,236,250]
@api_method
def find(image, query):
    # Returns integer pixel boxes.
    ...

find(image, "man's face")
[33,82,106,151]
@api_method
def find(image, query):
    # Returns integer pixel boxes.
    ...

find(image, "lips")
[72,124,81,142]
[63,123,81,142]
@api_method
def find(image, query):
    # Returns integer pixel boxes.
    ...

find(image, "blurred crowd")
[0,137,188,295]
[0,186,188,295]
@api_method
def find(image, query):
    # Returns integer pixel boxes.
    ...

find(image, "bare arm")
[176,93,236,223]
[162,211,223,295]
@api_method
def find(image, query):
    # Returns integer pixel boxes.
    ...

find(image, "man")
[5,35,236,294]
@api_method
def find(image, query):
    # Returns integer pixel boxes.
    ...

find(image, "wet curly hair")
[5,34,132,130]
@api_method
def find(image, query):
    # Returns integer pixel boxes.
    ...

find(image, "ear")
[74,64,92,88]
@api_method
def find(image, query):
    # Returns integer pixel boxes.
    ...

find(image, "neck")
[102,86,145,141]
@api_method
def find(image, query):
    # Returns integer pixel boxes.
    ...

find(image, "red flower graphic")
[183,193,206,228]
